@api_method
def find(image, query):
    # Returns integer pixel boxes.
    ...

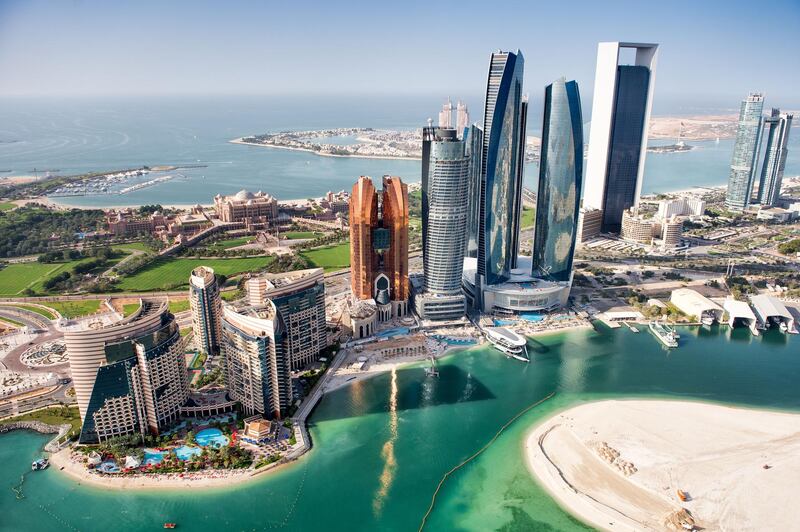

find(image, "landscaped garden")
[300,242,350,272]
[115,256,274,291]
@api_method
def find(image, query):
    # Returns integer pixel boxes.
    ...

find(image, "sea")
[0,95,798,208]
[0,325,797,531]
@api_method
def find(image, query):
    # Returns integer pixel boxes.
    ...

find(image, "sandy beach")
[526,399,800,531]
[48,446,292,490]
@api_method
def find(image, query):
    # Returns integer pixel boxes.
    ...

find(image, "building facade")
[477,50,526,291]
[757,109,793,207]
[246,268,327,370]
[464,124,484,258]
[63,300,189,444]
[348,175,409,324]
[657,197,706,219]
[621,208,655,244]
[189,266,222,357]
[415,127,470,320]
[221,304,292,419]
[577,208,603,243]
[532,78,583,282]
[214,189,279,228]
[584,42,659,233]
[725,93,765,211]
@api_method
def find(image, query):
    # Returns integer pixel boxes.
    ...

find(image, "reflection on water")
[373,367,398,516]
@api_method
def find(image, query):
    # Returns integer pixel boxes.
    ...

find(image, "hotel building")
[725,93,765,211]
[221,304,292,419]
[584,42,659,233]
[414,127,470,320]
[63,299,189,444]
[213,189,279,229]
[532,78,583,283]
[757,109,793,207]
[349,175,409,324]
[246,268,327,370]
[189,266,222,357]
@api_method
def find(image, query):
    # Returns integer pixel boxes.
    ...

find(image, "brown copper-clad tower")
[348,175,409,323]
[349,176,378,300]
[381,175,409,303]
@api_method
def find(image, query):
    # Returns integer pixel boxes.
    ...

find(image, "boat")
[624,322,639,333]
[649,320,678,348]
[701,316,715,326]
[163,524,177,529]
[780,322,788,333]
[677,489,690,502]
[484,327,529,362]
[31,458,49,471]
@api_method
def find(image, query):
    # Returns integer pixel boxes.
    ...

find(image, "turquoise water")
[2,97,796,207]
[194,429,228,448]
[375,327,410,339]
[1,325,798,531]
[174,446,202,461]
[143,450,164,465]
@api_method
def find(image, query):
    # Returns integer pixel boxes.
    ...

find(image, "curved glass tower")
[757,109,793,207]
[532,79,584,282]
[725,92,764,211]
[477,50,525,287]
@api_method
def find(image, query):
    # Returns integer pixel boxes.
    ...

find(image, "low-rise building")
[577,207,603,243]
[670,288,723,323]
[621,209,655,244]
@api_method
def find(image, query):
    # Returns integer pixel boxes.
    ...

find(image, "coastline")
[525,399,800,531]
[228,137,423,161]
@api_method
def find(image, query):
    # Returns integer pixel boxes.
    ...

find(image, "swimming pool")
[174,445,202,460]
[493,319,516,326]
[520,313,544,322]
[375,327,410,339]
[195,428,229,448]
[144,450,164,465]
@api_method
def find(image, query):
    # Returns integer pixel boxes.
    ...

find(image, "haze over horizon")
[1,0,799,109]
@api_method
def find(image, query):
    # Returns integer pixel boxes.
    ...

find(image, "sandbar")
[526,400,800,531]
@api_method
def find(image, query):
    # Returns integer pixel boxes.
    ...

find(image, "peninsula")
[526,400,800,531]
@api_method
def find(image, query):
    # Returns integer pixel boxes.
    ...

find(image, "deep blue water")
[0,95,797,207]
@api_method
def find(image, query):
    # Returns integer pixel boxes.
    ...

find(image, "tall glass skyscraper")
[532,79,584,282]
[584,42,658,234]
[464,124,483,258]
[416,127,470,320]
[757,108,793,207]
[477,50,525,288]
[725,92,765,211]
[189,266,222,357]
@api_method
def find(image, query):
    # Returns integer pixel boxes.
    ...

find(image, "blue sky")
[1,0,798,107]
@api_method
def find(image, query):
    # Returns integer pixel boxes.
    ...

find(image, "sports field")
[0,261,78,296]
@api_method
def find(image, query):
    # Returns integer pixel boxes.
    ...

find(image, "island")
[526,400,800,531]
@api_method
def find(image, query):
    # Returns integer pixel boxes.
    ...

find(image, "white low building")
[723,298,759,335]
[750,294,795,333]
[670,288,724,323]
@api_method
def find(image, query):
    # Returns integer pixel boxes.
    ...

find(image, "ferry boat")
[31,458,49,471]
[648,320,678,348]
[485,327,529,362]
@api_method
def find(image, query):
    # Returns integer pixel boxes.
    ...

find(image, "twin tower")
[352,43,658,320]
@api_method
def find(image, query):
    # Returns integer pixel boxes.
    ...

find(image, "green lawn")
[283,231,323,240]
[521,206,536,229]
[221,289,244,302]
[300,242,350,272]
[0,405,81,437]
[0,202,16,212]
[122,302,140,317]
[116,256,274,292]
[44,300,102,318]
[169,299,190,313]
[0,261,78,296]
[113,242,154,252]
[209,236,252,249]
[1,304,57,320]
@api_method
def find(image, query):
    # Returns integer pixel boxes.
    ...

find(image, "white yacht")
[485,327,529,362]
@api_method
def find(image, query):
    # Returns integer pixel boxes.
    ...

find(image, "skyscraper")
[464,123,483,258]
[246,268,327,370]
[221,304,292,419]
[757,109,793,207]
[456,100,470,136]
[584,42,659,233]
[438,97,453,128]
[415,127,470,320]
[532,78,584,282]
[189,266,222,357]
[349,175,409,322]
[725,92,765,211]
[477,50,526,288]
[63,299,189,444]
